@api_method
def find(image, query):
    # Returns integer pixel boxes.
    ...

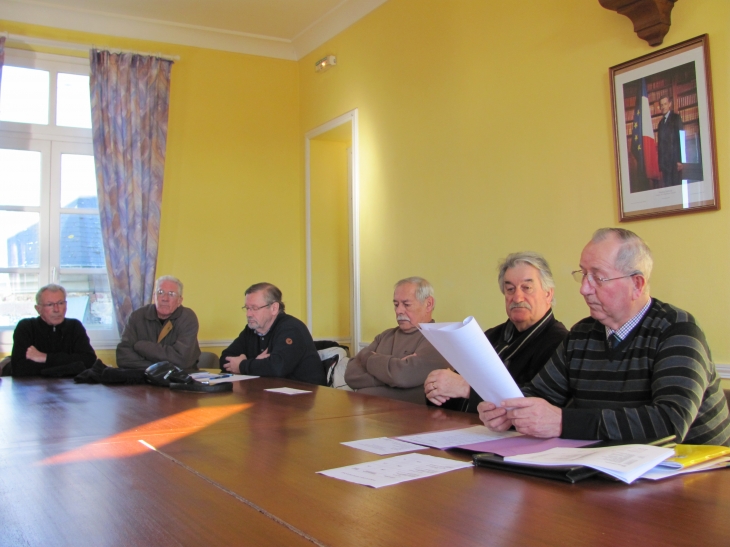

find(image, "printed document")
[505,444,674,484]
[342,437,426,455]
[419,317,523,404]
[396,425,520,450]
[318,453,472,488]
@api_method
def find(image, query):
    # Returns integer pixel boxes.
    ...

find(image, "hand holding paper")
[419,317,523,405]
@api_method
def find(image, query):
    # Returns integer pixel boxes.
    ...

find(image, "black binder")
[472,435,676,484]
[473,453,599,483]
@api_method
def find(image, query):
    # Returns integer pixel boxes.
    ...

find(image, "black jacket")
[438,310,568,412]
[11,317,96,377]
[220,313,325,385]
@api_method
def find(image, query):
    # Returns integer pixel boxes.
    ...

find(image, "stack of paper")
[503,444,674,484]
[419,317,523,404]
[395,426,520,449]
[641,444,730,480]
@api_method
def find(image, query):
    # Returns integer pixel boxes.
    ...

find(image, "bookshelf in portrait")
[610,35,718,221]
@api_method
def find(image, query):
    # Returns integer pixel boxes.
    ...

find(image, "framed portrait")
[609,35,718,221]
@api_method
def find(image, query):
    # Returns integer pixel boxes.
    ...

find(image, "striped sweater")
[523,298,730,445]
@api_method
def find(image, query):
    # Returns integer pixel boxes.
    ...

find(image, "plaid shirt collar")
[606,298,652,342]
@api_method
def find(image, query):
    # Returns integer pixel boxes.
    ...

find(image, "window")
[0,49,117,348]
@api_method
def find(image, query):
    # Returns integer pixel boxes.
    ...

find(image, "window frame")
[0,48,119,350]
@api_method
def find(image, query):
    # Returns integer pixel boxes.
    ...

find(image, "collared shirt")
[606,298,652,343]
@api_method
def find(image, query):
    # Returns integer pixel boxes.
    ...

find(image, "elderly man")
[479,228,730,446]
[425,252,568,412]
[9,284,96,377]
[220,283,324,385]
[344,277,450,404]
[116,276,201,371]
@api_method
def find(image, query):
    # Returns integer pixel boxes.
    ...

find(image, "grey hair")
[36,284,67,305]
[245,282,286,312]
[394,277,434,305]
[155,275,184,296]
[497,252,556,305]
[591,228,653,282]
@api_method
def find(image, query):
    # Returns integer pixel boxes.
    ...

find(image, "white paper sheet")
[505,444,674,484]
[419,317,523,403]
[317,453,473,488]
[395,425,521,450]
[341,437,426,455]
[264,387,312,395]
[189,372,259,384]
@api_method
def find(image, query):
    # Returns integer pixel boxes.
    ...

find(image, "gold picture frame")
[609,35,718,221]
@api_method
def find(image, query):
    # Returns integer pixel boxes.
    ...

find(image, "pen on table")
[201,373,233,384]
[647,435,676,448]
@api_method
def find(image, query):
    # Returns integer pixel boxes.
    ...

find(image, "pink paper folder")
[458,436,597,457]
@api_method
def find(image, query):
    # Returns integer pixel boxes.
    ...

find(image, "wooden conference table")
[1,376,729,547]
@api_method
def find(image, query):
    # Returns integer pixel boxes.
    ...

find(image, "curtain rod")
[2,33,180,61]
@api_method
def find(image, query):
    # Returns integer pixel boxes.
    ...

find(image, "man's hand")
[26,346,47,363]
[477,401,513,432]
[500,397,562,438]
[677,162,684,171]
[223,354,246,374]
[425,369,470,406]
[256,348,270,360]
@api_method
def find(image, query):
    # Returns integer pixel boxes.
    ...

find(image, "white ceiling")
[1,0,389,59]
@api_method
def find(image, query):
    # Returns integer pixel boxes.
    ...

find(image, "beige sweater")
[344,326,449,404]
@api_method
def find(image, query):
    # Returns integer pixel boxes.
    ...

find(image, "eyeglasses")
[156,290,180,298]
[242,303,273,312]
[571,270,640,288]
[40,300,67,309]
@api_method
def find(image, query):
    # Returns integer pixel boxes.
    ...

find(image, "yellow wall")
[297,0,730,364]
[310,139,351,339]
[0,20,303,348]
[4,0,730,368]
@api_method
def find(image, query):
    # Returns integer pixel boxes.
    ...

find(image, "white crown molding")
[292,0,388,59]
[0,0,389,60]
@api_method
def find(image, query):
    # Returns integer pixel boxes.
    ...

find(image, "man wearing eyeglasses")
[478,228,730,445]
[9,284,96,377]
[116,275,201,371]
[220,282,325,385]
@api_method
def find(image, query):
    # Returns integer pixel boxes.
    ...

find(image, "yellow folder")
[660,444,730,469]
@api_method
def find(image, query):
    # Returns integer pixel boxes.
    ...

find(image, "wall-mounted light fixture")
[315,55,337,73]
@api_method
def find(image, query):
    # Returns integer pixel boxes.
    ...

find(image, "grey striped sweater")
[523,298,730,445]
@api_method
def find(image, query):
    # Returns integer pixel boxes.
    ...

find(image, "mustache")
[509,302,532,310]
[396,314,410,322]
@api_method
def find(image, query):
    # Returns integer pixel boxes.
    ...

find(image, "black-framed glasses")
[242,303,274,312]
[40,300,67,309]
[156,290,180,298]
[571,270,640,289]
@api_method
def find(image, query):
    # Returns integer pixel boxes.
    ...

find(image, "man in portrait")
[657,96,684,188]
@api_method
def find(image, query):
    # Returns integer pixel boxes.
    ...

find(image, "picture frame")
[609,35,718,222]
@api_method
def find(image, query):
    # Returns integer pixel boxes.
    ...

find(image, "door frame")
[304,109,360,352]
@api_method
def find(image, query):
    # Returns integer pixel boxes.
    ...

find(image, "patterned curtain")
[89,50,173,334]
[0,36,5,88]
